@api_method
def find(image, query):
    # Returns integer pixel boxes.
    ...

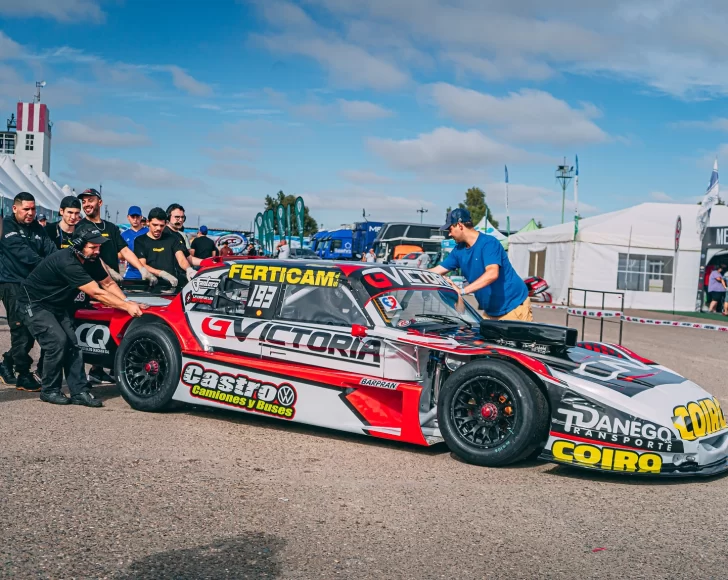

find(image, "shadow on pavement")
[115,534,284,579]
[0,386,38,404]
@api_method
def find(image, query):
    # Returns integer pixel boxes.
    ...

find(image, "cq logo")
[75,323,111,351]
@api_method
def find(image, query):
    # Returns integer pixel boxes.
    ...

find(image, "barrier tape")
[532,304,728,333]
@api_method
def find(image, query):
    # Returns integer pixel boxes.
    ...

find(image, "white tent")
[509,202,728,311]
[21,164,60,209]
[0,155,55,211]
[475,216,506,241]
[36,171,64,207]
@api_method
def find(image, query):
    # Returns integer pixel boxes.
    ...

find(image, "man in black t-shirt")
[165,203,204,268]
[19,228,145,407]
[190,225,217,260]
[45,195,82,250]
[76,188,157,384]
[135,207,196,287]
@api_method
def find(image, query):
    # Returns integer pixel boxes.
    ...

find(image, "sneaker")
[70,391,103,408]
[40,391,70,405]
[0,361,16,385]
[16,372,41,392]
[87,367,115,385]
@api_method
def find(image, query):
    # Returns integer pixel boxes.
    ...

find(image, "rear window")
[405,225,433,239]
[382,224,407,238]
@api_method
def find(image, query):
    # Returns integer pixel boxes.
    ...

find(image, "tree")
[458,186,498,228]
[264,190,319,236]
[536,220,544,229]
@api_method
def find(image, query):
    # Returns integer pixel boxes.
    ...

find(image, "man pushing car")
[430,208,532,321]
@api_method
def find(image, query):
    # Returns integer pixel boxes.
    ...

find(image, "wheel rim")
[123,337,169,398]
[450,375,518,449]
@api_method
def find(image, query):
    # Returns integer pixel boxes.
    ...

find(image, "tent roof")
[509,202,728,252]
[475,216,505,240]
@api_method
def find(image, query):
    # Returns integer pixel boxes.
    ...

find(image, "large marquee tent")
[0,155,67,220]
[508,202,728,311]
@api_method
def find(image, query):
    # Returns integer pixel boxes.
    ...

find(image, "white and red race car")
[74,258,728,476]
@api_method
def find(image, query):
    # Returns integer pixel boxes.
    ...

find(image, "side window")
[212,278,251,315]
[278,285,368,327]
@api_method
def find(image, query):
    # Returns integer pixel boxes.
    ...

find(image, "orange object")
[393,244,423,260]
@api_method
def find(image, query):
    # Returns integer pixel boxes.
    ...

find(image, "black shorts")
[707,291,725,303]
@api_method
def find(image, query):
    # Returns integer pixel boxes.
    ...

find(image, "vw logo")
[277,384,296,407]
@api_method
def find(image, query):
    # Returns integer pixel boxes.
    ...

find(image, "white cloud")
[0,31,22,59]
[304,187,435,212]
[368,127,550,171]
[201,146,257,161]
[163,65,212,97]
[339,170,394,184]
[671,118,728,131]
[650,191,675,202]
[206,162,281,184]
[69,154,202,190]
[441,52,555,82]
[0,0,104,22]
[55,120,151,147]
[429,84,608,145]
[336,99,394,120]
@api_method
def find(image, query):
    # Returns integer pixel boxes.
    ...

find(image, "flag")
[697,159,719,240]
[574,154,579,239]
[504,165,510,238]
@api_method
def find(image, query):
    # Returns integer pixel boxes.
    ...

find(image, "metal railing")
[566,287,624,344]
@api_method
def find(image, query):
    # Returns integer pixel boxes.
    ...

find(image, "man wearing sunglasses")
[430,208,531,321]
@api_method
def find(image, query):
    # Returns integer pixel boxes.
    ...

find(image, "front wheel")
[115,322,182,412]
[437,358,549,467]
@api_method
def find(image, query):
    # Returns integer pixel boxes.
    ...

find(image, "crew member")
[134,208,196,286]
[18,229,145,407]
[219,241,233,257]
[276,238,290,259]
[121,205,149,280]
[76,188,156,384]
[0,192,56,390]
[37,214,47,228]
[430,208,531,321]
[45,196,82,249]
[190,225,217,260]
[165,203,204,270]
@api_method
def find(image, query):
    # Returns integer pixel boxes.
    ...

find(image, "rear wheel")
[115,322,181,412]
[437,358,549,467]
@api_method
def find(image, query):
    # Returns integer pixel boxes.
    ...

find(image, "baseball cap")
[199,225,208,234]
[78,188,101,200]
[439,208,472,231]
[128,205,142,217]
[71,228,108,247]
[37,214,46,221]
[60,195,81,210]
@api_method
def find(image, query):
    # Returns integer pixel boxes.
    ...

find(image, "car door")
[261,283,386,377]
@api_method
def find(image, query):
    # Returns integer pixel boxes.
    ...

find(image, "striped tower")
[14,101,51,175]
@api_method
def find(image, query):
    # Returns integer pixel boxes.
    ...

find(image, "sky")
[1,0,728,231]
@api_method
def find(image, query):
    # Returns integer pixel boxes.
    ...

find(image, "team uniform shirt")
[45,222,75,249]
[121,227,149,279]
[191,235,217,259]
[74,218,127,272]
[0,216,57,284]
[19,248,108,315]
[441,232,528,317]
[134,232,187,277]
[165,226,191,256]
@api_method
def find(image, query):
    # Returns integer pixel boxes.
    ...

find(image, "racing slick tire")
[437,359,549,467]
[114,322,182,412]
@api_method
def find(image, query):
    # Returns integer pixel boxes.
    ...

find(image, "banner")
[276,203,286,239]
[697,159,719,240]
[255,212,264,247]
[265,209,275,255]
[294,196,305,248]
[286,203,292,245]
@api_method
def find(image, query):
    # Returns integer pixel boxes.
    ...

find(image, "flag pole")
[574,155,579,240]
[505,165,510,239]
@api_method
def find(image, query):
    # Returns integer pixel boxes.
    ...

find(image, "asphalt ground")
[2,308,727,579]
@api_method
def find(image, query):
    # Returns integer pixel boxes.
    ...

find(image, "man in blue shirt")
[121,206,149,280]
[431,208,532,321]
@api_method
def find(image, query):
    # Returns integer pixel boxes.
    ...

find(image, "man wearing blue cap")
[430,208,532,321]
[121,205,149,280]
[190,225,217,260]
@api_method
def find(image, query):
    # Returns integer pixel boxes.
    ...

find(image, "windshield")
[371,289,481,328]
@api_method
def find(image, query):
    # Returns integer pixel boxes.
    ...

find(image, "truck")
[316,221,384,260]
[371,222,445,263]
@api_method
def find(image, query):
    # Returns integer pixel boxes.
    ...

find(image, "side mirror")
[351,324,368,338]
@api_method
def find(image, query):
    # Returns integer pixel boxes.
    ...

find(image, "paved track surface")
[2,310,727,579]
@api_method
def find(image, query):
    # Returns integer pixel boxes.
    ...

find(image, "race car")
[73,258,728,477]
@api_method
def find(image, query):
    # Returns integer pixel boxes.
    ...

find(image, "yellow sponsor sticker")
[551,439,662,473]
[228,263,340,287]
[672,397,727,441]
